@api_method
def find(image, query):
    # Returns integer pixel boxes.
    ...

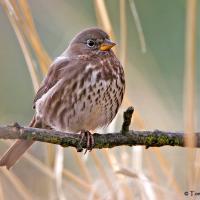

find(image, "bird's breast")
[35,58,125,132]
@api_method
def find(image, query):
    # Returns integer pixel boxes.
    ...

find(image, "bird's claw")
[77,130,94,154]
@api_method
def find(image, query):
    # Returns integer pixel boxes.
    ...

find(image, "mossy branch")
[0,108,199,149]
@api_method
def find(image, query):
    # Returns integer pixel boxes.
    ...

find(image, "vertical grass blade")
[129,0,147,53]
[54,146,65,200]
[120,0,127,67]
[184,0,197,188]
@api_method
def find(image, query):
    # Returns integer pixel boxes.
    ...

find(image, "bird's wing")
[33,56,88,108]
[33,57,70,108]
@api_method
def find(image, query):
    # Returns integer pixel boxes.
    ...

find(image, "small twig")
[121,106,134,134]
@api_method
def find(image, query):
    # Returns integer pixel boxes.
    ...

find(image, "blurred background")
[0,0,199,199]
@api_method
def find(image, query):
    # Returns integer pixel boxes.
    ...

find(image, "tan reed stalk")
[54,146,65,200]
[103,149,134,200]
[91,151,116,199]
[128,0,146,53]
[0,168,33,200]
[121,184,134,200]
[12,0,51,74]
[145,155,161,199]
[63,168,100,199]
[94,0,119,58]
[151,149,182,195]
[119,0,133,175]
[0,179,5,200]
[184,0,197,147]
[71,148,92,183]
[120,0,127,68]
[94,0,114,39]
[1,0,40,92]
[45,144,56,167]
[117,168,180,199]
[145,153,183,199]
[184,0,197,188]
[64,183,88,200]
[63,169,92,192]
[194,150,200,188]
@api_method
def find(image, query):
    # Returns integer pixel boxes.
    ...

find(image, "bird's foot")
[77,130,94,154]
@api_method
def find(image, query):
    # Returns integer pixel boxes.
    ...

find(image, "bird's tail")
[0,116,40,169]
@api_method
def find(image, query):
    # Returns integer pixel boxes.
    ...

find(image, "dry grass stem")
[94,0,114,38]
[71,148,92,183]
[91,151,116,199]
[1,0,40,91]
[129,0,147,53]
[0,168,32,200]
[14,0,51,74]
[184,0,197,148]
[0,179,5,200]
[117,168,180,199]
[152,149,182,195]
[54,146,65,200]
[184,0,197,187]
[120,0,127,67]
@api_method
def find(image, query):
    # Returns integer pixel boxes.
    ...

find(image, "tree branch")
[0,108,199,149]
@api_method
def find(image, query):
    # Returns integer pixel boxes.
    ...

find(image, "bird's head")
[67,27,116,57]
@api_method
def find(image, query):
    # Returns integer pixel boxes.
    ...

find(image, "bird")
[0,27,125,169]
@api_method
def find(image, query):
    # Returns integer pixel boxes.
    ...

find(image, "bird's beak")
[100,39,116,51]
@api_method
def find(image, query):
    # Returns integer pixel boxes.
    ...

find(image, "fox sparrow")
[0,27,125,169]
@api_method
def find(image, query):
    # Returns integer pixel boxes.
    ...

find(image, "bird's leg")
[77,130,94,153]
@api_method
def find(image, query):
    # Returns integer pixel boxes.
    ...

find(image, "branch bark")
[0,108,199,149]
[0,123,200,149]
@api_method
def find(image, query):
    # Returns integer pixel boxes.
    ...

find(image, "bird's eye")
[86,39,95,47]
